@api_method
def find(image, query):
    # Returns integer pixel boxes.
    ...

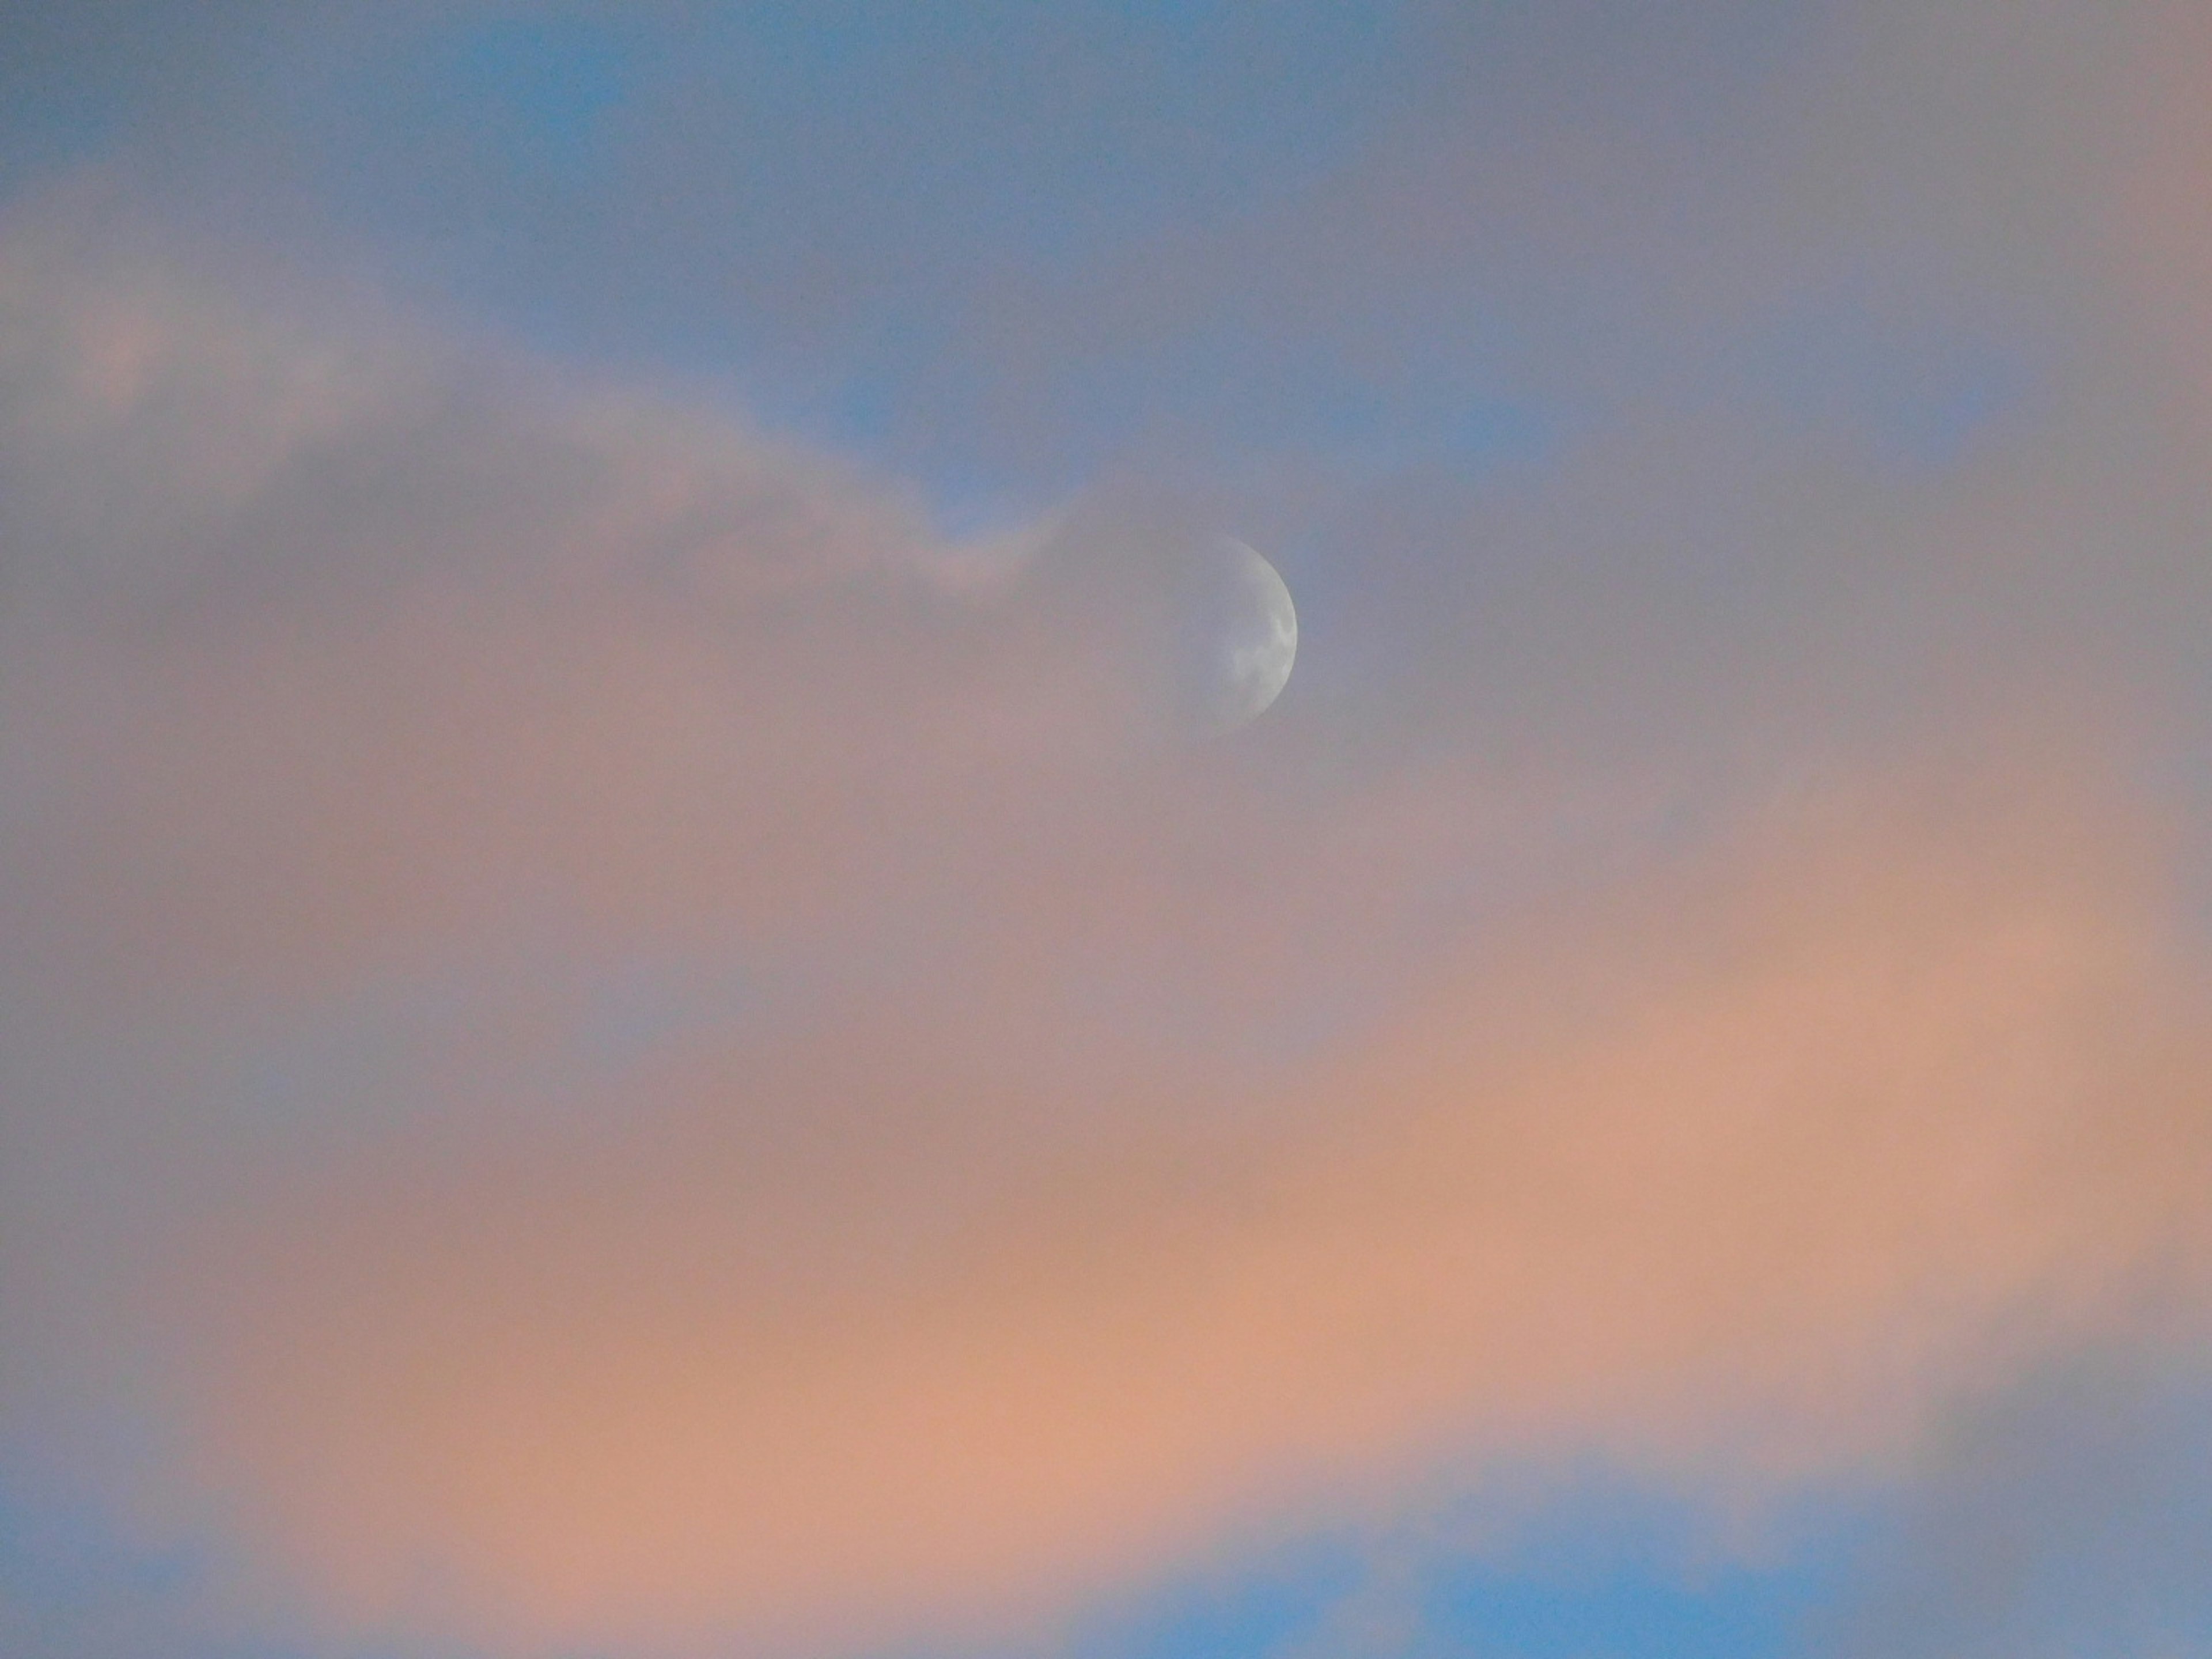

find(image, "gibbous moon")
[1194,537,1298,735]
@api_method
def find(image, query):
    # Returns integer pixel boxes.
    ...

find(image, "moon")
[1196,537,1297,734]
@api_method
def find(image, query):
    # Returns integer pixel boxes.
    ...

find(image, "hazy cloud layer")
[5,3,2212,1658]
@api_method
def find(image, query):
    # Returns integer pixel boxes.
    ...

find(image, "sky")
[5,3,2212,1657]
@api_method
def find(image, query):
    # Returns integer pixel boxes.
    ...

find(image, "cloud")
[7,5,2212,1658]
[1819,1347,2212,1658]
[2,203,2192,1646]
[130,743,2212,1659]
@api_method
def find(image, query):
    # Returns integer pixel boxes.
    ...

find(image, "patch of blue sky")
[214,947,759,1141]
[806,311,1557,532]
[0,1471,262,1659]
[569,950,756,1076]
[674,1,1410,255]
[289,1,1410,283]
[0,1476,188,1614]
[1054,1536,1367,1659]
[1407,1470,1881,1659]
[1866,350,2024,471]
[412,15,640,181]
[284,9,650,206]
[955,1472,1887,1659]
[249,5,1427,505]
[1736,302,2036,475]
[0,79,127,190]
[0,1464,513,1659]
[1421,1540,1851,1659]
[857,1534,1365,1659]
[1297,384,1558,478]
[0,7,197,191]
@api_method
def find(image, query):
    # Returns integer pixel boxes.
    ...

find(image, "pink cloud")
[137,759,2212,1657]
[9,6,2212,1650]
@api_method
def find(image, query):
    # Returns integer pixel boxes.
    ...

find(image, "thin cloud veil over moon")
[1187,536,1298,736]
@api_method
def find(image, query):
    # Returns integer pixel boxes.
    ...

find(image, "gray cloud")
[1821,1347,2212,1658]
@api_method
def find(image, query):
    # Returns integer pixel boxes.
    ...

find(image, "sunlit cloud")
[5,6,2212,1659]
